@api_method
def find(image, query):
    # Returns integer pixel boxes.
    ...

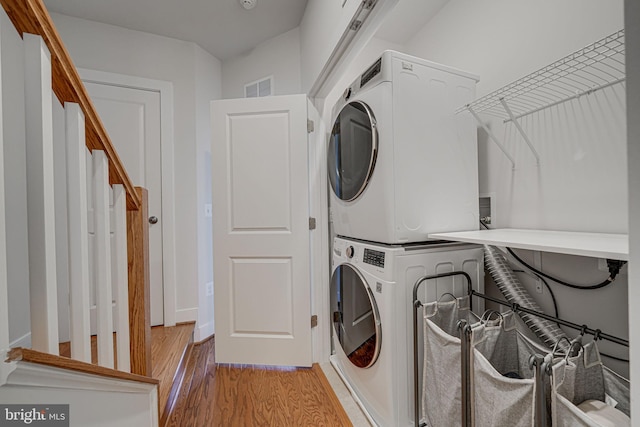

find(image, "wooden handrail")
[0,0,141,211]
[127,187,152,376]
[6,347,159,385]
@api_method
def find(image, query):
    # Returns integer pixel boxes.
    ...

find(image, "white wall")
[625,0,640,421]
[195,45,221,341]
[50,13,222,331]
[388,0,628,374]
[1,8,31,347]
[221,27,301,99]
[299,0,364,93]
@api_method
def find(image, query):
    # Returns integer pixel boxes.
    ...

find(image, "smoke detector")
[239,0,257,10]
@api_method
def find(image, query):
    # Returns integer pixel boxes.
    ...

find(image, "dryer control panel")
[363,248,385,268]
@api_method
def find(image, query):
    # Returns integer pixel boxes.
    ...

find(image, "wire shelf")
[457,29,625,120]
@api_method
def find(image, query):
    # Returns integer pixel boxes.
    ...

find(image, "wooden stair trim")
[312,363,353,426]
[160,341,194,427]
[6,347,159,385]
[127,187,152,377]
[0,0,141,210]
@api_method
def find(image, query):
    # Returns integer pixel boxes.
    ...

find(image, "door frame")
[79,68,178,327]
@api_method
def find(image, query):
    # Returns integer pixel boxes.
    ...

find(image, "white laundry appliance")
[329,236,484,427]
[328,50,480,244]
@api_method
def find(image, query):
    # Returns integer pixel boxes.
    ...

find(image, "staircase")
[151,323,195,426]
[0,0,159,425]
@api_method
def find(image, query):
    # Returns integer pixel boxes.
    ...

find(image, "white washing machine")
[330,236,484,427]
[328,50,480,244]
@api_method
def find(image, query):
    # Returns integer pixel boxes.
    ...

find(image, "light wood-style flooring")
[167,336,353,427]
[59,323,195,418]
[151,322,195,419]
[60,324,352,426]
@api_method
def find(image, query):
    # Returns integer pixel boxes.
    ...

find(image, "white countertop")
[428,228,628,260]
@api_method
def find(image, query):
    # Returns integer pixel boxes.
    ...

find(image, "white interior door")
[212,94,312,367]
[85,82,164,327]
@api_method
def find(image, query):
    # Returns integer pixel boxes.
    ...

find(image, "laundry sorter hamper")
[550,340,630,427]
[421,294,480,426]
[468,311,550,427]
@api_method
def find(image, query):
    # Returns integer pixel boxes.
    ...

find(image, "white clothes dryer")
[329,236,484,427]
[328,51,480,244]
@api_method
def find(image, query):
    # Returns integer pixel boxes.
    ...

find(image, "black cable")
[480,219,625,290]
[480,221,629,362]
[507,247,617,290]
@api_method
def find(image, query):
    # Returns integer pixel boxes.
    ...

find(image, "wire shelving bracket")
[460,29,625,167]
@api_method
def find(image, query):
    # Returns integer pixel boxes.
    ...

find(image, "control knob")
[345,246,355,259]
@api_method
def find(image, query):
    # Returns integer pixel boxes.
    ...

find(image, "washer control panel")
[363,248,385,268]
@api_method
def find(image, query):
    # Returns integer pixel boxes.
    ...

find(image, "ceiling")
[42,0,309,61]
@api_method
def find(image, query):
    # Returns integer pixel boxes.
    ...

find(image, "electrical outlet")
[479,195,493,225]
[598,258,608,272]
[535,280,543,294]
[206,282,213,296]
[533,251,543,294]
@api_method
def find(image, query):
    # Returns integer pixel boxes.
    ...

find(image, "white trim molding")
[77,68,178,327]
[195,321,214,343]
[175,308,198,325]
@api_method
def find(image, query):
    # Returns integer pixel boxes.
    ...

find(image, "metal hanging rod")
[468,290,629,347]
[412,271,627,427]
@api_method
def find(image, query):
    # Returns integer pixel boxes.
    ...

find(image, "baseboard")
[174,308,198,324]
[9,332,31,349]
[195,321,214,343]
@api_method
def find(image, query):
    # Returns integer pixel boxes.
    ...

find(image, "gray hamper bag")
[422,295,480,427]
[551,341,630,426]
[470,311,550,427]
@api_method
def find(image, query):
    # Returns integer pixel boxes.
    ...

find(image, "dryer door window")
[330,263,381,368]
[328,101,378,202]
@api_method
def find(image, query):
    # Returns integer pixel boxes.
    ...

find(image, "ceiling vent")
[245,76,273,98]
[239,0,257,10]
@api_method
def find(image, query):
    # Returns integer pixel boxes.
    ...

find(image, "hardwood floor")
[167,337,353,427]
[151,322,195,421]
[59,322,195,422]
[60,325,352,426]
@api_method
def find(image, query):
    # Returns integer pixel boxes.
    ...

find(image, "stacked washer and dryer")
[328,51,485,426]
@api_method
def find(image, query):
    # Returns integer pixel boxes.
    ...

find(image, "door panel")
[85,82,164,326]
[231,257,293,335]
[212,94,311,367]
[228,112,291,231]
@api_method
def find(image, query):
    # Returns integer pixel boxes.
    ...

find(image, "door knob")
[148,216,158,224]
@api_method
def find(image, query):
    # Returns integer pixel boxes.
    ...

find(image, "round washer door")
[330,263,381,368]
[328,101,378,202]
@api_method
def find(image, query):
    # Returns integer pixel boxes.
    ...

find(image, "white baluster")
[52,96,70,348]
[93,150,114,368]
[24,33,58,354]
[65,102,91,362]
[112,184,130,372]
